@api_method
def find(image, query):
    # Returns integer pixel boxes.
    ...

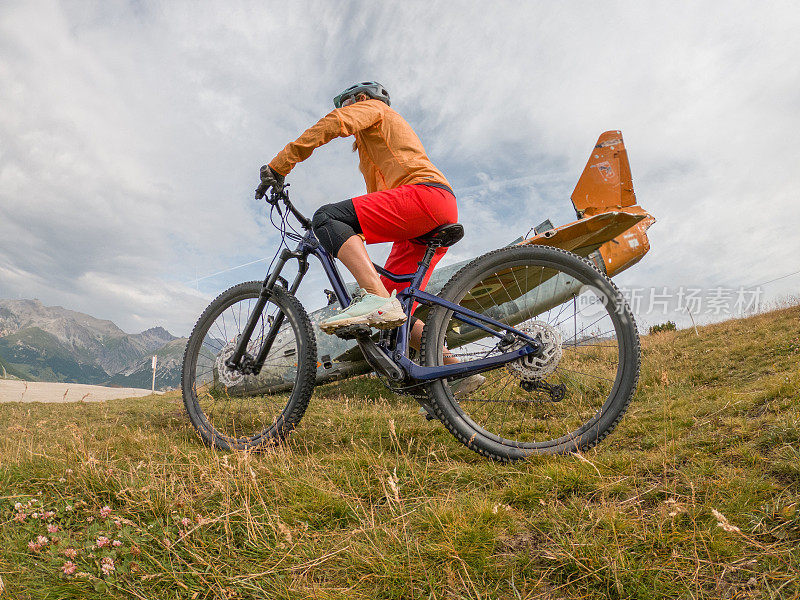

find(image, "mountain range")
[0,299,186,390]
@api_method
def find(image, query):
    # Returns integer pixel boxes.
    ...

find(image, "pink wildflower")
[161,537,171,548]
[100,557,115,576]
[114,519,122,529]
[27,535,48,553]
[42,510,55,519]
[112,539,122,547]
[181,517,192,527]
[47,524,59,534]
[14,502,22,510]
[86,516,94,523]
[63,548,78,559]
[13,512,26,522]
[99,505,112,518]
[30,512,39,519]
[178,529,187,538]
[96,536,110,548]
[61,561,77,575]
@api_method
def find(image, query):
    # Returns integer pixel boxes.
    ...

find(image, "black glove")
[255,165,285,199]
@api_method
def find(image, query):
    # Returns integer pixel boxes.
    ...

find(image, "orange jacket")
[268,99,451,194]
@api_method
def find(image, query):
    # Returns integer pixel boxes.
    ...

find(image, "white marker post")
[151,355,157,392]
[685,306,699,337]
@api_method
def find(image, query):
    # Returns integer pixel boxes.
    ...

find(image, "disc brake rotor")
[215,338,257,388]
[505,321,563,381]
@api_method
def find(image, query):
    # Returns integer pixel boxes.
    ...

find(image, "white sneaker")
[320,289,406,333]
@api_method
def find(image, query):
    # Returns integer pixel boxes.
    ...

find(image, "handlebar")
[267,186,312,230]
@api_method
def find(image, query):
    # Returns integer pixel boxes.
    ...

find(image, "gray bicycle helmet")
[333,81,391,108]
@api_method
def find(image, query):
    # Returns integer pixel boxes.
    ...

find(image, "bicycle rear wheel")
[421,245,640,461]
[181,281,317,451]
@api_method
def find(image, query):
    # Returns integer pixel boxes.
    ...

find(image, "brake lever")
[265,183,289,206]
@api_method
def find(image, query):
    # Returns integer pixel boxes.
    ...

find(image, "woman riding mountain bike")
[257,81,484,397]
[180,81,641,461]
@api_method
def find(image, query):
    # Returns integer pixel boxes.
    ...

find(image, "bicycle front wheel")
[421,245,640,461]
[181,281,317,451]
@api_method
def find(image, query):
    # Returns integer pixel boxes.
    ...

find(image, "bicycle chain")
[448,350,497,358]
[458,396,557,404]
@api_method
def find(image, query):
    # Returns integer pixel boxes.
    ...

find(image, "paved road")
[0,380,161,403]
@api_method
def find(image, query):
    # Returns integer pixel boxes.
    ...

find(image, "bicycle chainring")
[505,321,563,381]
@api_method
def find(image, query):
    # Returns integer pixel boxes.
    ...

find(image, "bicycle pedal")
[332,324,373,340]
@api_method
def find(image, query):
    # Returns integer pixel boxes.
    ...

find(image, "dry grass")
[0,304,798,599]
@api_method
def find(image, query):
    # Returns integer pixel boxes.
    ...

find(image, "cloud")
[1,1,798,335]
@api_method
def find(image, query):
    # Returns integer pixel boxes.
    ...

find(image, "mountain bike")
[181,186,640,461]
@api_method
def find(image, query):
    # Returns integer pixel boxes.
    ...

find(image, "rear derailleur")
[519,378,565,402]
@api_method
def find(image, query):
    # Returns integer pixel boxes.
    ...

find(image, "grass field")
[1,304,798,599]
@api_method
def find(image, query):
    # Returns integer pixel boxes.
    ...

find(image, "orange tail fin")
[571,130,637,218]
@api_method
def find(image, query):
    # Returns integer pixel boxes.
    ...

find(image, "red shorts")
[352,184,458,294]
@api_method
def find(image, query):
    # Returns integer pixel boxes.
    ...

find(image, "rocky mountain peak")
[0,298,178,380]
[140,326,173,338]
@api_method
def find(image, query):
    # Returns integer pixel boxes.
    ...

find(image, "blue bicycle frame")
[228,193,542,385]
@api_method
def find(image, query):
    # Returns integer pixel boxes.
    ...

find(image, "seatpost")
[418,245,438,270]
[410,244,439,290]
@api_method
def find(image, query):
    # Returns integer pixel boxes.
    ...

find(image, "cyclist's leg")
[316,184,457,298]
[312,200,388,297]
[337,236,389,297]
[316,185,457,333]
[312,198,408,331]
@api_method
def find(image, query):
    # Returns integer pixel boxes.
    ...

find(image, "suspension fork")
[224,249,309,373]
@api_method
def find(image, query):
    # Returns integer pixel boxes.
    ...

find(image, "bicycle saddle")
[412,223,464,248]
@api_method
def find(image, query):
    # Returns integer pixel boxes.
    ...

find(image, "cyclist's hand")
[255,165,285,199]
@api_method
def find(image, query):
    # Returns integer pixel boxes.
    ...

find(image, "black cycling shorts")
[311,199,362,257]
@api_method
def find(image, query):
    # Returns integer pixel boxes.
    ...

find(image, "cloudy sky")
[1,1,798,336]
